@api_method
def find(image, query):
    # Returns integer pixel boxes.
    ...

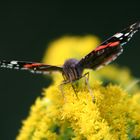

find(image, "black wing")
[77,22,140,70]
[0,60,63,74]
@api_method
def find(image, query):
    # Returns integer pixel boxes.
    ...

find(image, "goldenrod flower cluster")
[17,36,140,140]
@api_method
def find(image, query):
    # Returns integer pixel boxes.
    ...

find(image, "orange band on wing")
[24,63,42,68]
[95,41,120,51]
[109,41,120,47]
[95,44,109,51]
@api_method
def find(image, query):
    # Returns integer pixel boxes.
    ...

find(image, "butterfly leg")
[81,72,94,101]
[71,83,79,99]
[59,80,70,101]
[59,74,69,97]
[59,79,79,100]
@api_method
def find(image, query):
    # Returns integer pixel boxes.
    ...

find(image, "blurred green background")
[0,1,139,140]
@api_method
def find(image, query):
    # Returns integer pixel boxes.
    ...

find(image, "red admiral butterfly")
[0,22,140,84]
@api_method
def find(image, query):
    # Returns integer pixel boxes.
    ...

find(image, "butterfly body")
[62,58,83,82]
[0,22,140,83]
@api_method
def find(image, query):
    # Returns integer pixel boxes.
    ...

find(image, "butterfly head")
[62,58,83,82]
[114,22,140,46]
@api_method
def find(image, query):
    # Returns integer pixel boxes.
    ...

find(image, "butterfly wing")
[0,60,63,74]
[77,22,140,70]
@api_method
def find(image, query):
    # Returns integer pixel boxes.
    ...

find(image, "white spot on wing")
[104,60,112,65]
[11,61,17,64]
[125,33,129,36]
[112,56,117,61]
[121,42,127,45]
[96,65,104,70]
[114,33,123,38]
[127,38,131,41]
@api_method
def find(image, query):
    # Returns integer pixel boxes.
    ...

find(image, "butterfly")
[0,22,140,84]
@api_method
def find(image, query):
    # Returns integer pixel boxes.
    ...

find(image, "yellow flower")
[43,35,100,65]
[17,79,140,140]
[17,36,140,140]
[128,93,140,138]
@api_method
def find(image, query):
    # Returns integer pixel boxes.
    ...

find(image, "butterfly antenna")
[130,21,140,30]
[125,78,140,92]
